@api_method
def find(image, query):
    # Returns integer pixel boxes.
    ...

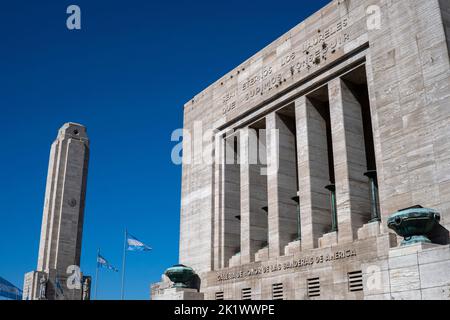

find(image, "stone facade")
[152,288,205,301]
[23,123,90,300]
[152,0,450,300]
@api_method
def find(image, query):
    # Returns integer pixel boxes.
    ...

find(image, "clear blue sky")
[0,0,330,300]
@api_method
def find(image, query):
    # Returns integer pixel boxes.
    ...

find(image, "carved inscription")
[221,17,351,115]
[216,248,357,282]
[222,90,238,114]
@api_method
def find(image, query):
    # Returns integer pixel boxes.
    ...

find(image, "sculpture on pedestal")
[387,205,441,246]
[39,275,47,300]
[82,276,91,300]
[165,264,196,289]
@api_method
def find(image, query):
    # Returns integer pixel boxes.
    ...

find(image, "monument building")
[152,0,450,300]
[23,123,91,300]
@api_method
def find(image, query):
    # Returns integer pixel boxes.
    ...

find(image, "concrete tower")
[23,123,90,300]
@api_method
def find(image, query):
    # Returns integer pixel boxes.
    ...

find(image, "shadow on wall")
[429,224,450,245]
[188,274,202,292]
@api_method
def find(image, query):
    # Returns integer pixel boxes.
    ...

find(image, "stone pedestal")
[23,271,47,300]
[255,247,269,262]
[284,240,301,256]
[357,221,382,240]
[388,243,450,300]
[318,232,338,248]
[363,243,450,300]
[229,253,241,267]
[152,288,204,301]
[23,269,84,300]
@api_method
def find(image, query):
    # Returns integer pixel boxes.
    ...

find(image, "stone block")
[229,253,241,268]
[388,253,418,269]
[389,266,421,293]
[419,260,450,288]
[391,290,422,300]
[318,232,338,248]
[284,240,301,256]
[421,286,450,300]
[357,221,382,240]
[418,245,450,264]
[255,247,269,262]
[152,288,204,300]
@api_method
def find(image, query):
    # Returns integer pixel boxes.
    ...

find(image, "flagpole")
[94,248,100,300]
[120,228,127,300]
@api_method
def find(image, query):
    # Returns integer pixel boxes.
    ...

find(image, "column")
[213,135,224,270]
[295,96,332,250]
[328,78,371,244]
[222,134,241,267]
[240,128,268,264]
[266,113,298,258]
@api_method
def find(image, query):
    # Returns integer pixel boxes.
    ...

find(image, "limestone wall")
[178,0,450,276]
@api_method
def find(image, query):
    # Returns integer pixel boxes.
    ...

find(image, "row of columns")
[220,76,373,268]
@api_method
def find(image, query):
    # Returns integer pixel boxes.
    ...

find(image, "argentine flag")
[97,253,119,272]
[126,233,152,252]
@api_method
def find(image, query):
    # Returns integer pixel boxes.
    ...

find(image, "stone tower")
[23,123,90,300]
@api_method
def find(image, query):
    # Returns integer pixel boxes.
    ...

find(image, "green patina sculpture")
[387,205,441,246]
[164,264,196,288]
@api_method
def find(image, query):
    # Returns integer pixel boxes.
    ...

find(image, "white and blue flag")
[97,253,118,272]
[126,233,152,252]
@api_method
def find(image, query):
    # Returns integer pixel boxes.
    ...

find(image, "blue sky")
[0,0,330,300]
